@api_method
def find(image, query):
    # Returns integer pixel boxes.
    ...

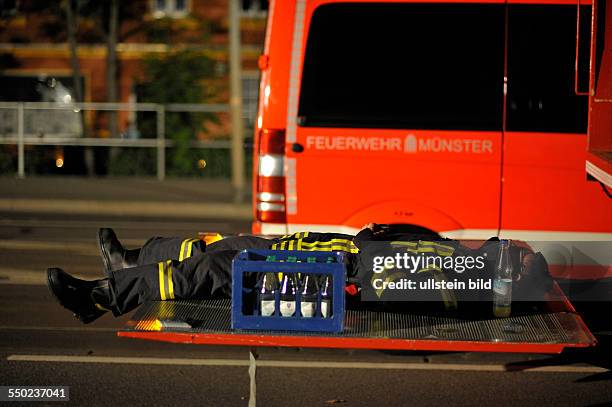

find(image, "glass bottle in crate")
[259,272,278,316]
[320,275,332,318]
[279,273,297,317]
[300,274,318,318]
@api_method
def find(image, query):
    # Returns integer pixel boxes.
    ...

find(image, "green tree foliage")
[143,50,217,177]
[140,50,214,109]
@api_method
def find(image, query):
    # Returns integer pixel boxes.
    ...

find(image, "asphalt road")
[1,213,612,406]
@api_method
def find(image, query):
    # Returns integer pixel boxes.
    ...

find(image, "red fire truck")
[252,0,611,280]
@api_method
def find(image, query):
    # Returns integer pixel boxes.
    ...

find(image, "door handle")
[291,143,304,153]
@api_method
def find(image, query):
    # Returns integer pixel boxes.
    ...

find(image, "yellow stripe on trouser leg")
[178,238,199,261]
[186,238,199,259]
[166,260,175,300]
[185,239,194,259]
[158,262,167,300]
[178,239,188,261]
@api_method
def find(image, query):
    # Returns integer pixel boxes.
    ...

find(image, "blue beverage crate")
[231,249,346,333]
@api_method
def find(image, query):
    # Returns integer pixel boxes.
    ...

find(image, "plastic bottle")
[320,275,332,318]
[259,272,278,316]
[300,274,318,318]
[279,274,297,317]
[493,240,513,318]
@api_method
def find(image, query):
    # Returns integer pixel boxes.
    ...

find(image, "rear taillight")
[256,129,286,223]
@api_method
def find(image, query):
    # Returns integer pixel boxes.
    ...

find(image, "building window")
[241,0,268,17]
[151,0,189,19]
[242,74,260,126]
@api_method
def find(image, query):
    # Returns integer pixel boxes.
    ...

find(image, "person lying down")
[46,223,552,324]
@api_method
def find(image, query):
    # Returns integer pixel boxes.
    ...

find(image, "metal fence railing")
[0,101,239,180]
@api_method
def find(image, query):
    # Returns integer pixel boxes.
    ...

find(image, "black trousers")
[108,236,274,315]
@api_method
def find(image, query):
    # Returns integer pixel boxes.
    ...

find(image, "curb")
[0,199,252,220]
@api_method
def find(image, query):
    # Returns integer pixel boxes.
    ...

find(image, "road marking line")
[6,354,609,373]
[7,355,250,367]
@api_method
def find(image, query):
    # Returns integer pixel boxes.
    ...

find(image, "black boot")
[46,268,112,324]
[97,228,140,272]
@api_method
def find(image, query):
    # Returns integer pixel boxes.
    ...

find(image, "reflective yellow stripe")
[433,243,455,256]
[179,238,192,261]
[185,238,199,259]
[299,242,333,249]
[301,242,348,251]
[158,262,167,300]
[178,240,186,261]
[299,242,355,252]
[426,242,453,256]
[416,265,443,273]
[419,241,455,257]
[300,238,353,246]
[270,236,358,253]
[184,240,192,259]
[166,260,175,300]
[94,303,109,311]
[391,241,418,247]
[299,239,355,251]
[179,238,200,261]
[280,232,303,240]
